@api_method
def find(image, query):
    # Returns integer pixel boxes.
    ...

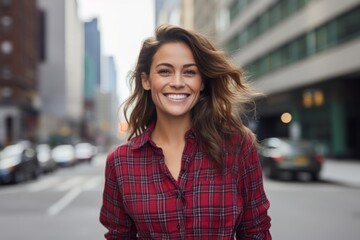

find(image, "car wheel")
[263,164,277,179]
[32,168,40,180]
[13,171,24,184]
[310,172,319,181]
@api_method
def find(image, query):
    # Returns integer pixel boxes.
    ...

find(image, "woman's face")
[142,41,204,120]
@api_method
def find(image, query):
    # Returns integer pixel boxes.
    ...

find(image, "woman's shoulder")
[228,127,257,149]
[107,139,136,158]
[106,134,150,162]
[105,143,127,163]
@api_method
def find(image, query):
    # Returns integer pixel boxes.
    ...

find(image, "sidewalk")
[321,158,360,188]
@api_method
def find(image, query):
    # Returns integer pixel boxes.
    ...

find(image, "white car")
[51,145,76,167]
[74,143,96,163]
[36,144,57,173]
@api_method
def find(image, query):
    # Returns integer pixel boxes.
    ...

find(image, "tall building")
[84,18,101,89]
[37,0,84,144]
[101,55,119,146]
[195,0,360,158]
[0,0,39,146]
[83,18,101,142]
[192,0,217,36]
[155,0,181,26]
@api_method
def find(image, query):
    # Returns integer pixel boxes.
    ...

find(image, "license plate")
[296,156,309,166]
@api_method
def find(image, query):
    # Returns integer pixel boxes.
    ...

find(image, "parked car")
[51,144,76,167]
[258,138,325,181]
[74,142,96,163]
[36,144,57,173]
[0,141,41,184]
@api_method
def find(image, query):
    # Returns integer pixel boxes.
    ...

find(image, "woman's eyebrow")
[155,63,197,68]
[183,63,197,68]
[155,63,173,68]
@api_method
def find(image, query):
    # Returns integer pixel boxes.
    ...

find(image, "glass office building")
[195,0,360,158]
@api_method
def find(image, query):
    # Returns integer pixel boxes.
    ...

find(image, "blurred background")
[0,0,359,239]
[0,0,359,157]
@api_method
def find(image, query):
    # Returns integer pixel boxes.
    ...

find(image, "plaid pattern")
[100,124,271,239]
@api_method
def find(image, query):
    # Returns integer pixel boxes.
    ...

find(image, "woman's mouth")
[165,94,189,100]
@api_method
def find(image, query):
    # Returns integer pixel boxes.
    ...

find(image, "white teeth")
[166,94,188,100]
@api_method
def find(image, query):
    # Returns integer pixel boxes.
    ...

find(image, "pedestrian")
[100,24,271,239]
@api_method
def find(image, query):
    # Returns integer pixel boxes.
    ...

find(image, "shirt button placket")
[177,223,185,239]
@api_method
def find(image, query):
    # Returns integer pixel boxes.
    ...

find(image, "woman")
[100,24,271,239]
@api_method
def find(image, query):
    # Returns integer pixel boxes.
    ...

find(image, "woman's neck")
[152,115,191,146]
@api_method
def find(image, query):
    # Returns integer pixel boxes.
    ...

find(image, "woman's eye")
[158,69,172,75]
[183,70,196,76]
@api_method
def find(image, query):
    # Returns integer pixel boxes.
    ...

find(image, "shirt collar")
[130,121,156,150]
[129,121,197,150]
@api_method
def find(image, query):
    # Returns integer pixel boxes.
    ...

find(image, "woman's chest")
[118,163,244,231]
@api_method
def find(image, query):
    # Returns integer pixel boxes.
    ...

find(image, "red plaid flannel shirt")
[100,123,271,239]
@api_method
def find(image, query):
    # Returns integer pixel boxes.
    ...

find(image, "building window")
[1,87,12,98]
[0,65,12,79]
[1,40,13,55]
[315,26,328,52]
[225,0,313,53]
[38,10,46,61]
[0,0,11,7]
[336,7,360,44]
[245,6,360,79]
[1,16,12,32]
[229,0,251,21]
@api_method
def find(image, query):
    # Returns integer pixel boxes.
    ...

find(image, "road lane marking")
[0,188,22,194]
[83,176,103,190]
[92,154,107,167]
[47,186,83,216]
[27,176,60,192]
[54,176,85,191]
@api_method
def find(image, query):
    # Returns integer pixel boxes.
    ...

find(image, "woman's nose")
[169,73,185,87]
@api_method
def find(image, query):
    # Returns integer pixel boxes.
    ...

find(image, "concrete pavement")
[321,158,360,188]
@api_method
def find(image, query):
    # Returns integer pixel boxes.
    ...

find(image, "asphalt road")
[265,177,360,240]
[0,155,359,240]
[0,155,107,240]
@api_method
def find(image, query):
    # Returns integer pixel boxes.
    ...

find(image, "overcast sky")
[77,0,155,102]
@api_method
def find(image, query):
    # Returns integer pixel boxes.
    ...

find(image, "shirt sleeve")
[236,137,272,240]
[99,151,137,239]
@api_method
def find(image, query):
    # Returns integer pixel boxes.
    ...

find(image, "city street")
[265,176,360,239]
[0,154,107,240]
[0,156,359,240]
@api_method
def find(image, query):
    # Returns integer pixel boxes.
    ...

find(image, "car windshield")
[281,139,316,154]
[52,146,74,158]
[1,145,23,158]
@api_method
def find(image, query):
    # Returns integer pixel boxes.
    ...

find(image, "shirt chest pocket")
[191,169,243,229]
[121,179,179,233]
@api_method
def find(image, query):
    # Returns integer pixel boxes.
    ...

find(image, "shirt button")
[181,169,186,173]
[176,192,180,198]
[177,224,181,230]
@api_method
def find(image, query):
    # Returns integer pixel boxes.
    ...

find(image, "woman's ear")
[200,81,205,91]
[141,72,151,90]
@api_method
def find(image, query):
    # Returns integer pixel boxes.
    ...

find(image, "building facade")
[83,17,101,143]
[100,56,119,147]
[37,0,84,144]
[0,0,39,146]
[194,0,360,158]
[155,0,181,26]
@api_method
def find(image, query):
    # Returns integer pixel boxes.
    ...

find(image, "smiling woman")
[99,24,272,239]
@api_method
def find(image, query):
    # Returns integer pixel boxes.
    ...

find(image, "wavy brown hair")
[122,24,259,165]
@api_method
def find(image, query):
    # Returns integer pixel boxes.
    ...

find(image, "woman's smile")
[164,93,190,101]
